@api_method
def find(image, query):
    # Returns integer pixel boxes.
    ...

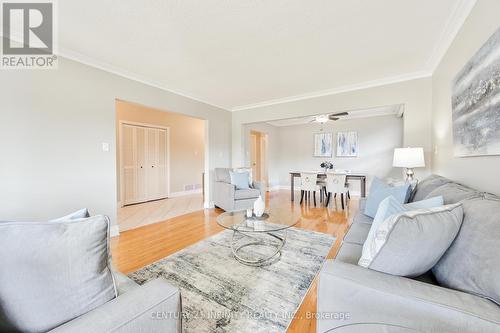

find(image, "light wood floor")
[118,193,204,231]
[111,190,357,333]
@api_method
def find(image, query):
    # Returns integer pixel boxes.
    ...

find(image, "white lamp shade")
[393,147,425,168]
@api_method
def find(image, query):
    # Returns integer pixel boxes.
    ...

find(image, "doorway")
[249,130,269,190]
[116,100,206,232]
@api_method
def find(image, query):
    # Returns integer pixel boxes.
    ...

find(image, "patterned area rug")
[129,227,335,333]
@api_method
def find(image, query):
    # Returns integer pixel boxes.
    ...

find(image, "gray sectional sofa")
[50,271,182,333]
[213,168,266,211]
[318,175,500,332]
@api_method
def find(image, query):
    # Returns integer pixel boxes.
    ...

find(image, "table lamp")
[393,147,425,181]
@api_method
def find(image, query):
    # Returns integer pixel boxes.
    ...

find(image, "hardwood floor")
[111,190,357,333]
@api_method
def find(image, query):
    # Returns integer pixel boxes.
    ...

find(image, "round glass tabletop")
[216,208,301,233]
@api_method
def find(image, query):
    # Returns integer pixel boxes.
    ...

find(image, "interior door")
[136,126,147,202]
[122,124,137,205]
[121,124,169,205]
[250,133,258,181]
[147,127,160,200]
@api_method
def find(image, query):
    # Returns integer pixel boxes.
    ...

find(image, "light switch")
[102,142,110,152]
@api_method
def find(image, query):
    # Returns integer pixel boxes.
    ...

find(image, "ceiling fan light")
[315,115,329,123]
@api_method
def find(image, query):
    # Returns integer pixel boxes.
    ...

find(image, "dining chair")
[325,173,349,210]
[300,172,321,206]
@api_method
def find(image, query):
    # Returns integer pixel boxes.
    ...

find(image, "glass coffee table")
[216,208,301,266]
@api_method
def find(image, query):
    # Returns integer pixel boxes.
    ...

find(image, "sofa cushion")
[425,182,481,204]
[335,242,363,265]
[433,198,500,305]
[412,175,452,202]
[0,215,117,332]
[343,222,371,245]
[359,203,463,277]
[364,178,411,218]
[234,188,260,200]
[215,168,232,183]
[352,211,373,225]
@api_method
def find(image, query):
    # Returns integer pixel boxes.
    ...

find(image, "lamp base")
[405,168,415,182]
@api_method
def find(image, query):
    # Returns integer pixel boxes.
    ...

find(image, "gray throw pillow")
[0,215,117,332]
[433,198,500,305]
[359,203,463,277]
[50,208,90,221]
[412,175,452,202]
[424,182,481,204]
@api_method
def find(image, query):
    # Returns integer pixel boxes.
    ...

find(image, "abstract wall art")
[452,27,500,157]
[313,132,333,157]
[336,131,358,157]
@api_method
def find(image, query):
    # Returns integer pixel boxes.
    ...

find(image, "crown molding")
[57,47,231,111]
[230,70,432,112]
[425,0,477,72]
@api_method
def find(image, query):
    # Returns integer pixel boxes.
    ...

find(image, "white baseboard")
[169,189,203,198]
[110,225,120,237]
[204,201,215,209]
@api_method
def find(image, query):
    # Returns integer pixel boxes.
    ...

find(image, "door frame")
[118,120,171,207]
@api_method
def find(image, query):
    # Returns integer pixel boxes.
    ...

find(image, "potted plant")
[320,161,334,173]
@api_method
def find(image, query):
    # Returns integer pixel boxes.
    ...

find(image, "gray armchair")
[213,168,265,212]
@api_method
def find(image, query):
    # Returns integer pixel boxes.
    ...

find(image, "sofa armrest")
[213,181,236,211]
[252,181,266,198]
[51,279,181,333]
[317,261,500,333]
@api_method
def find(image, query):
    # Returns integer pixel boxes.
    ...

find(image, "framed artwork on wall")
[452,27,500,157]
[313,132,333,157]
[336,131,358,157]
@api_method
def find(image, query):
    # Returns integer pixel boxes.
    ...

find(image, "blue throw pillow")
[364,178,411,218]
[229,171,250,190]
[405,196,444,210]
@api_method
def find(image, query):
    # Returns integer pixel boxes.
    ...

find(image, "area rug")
[128,227,335,333]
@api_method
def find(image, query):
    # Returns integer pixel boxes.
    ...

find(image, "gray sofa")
[318,175,500,333]
[213,168,266,211]
[50,271,182,333]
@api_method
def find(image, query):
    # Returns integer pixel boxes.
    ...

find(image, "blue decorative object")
[229,171,250,189]
[364,178,410,218]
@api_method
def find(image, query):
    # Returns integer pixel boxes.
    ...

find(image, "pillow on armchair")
[230,171,251,189]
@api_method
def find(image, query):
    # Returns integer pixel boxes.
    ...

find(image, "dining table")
[289,171,367,201]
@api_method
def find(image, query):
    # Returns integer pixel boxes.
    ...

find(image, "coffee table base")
[230,229,286,266]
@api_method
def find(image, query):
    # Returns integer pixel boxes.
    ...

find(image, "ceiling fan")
[310,112,349,124]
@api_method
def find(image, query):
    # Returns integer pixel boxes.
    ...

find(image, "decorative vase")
[253,195,265,217]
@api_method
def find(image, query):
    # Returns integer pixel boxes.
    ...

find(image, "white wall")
[246,115,403,193]
[0,57,231,227]
[232,77,433,182]
[432,0,500,195]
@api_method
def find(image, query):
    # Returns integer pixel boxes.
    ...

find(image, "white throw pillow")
[358,203,463,277]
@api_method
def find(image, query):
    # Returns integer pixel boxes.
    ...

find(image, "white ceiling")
[57,0,475,111]
[265,104,403,127]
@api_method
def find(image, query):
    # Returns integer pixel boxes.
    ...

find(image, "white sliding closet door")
[121,124,168,205]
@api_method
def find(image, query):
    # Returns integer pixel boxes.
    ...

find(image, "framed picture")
[452,27,500,157]
[337,131,358,157]
[313,133,333,157]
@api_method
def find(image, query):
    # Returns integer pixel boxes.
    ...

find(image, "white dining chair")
[300,172,321,206]
[325,173,349,209]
